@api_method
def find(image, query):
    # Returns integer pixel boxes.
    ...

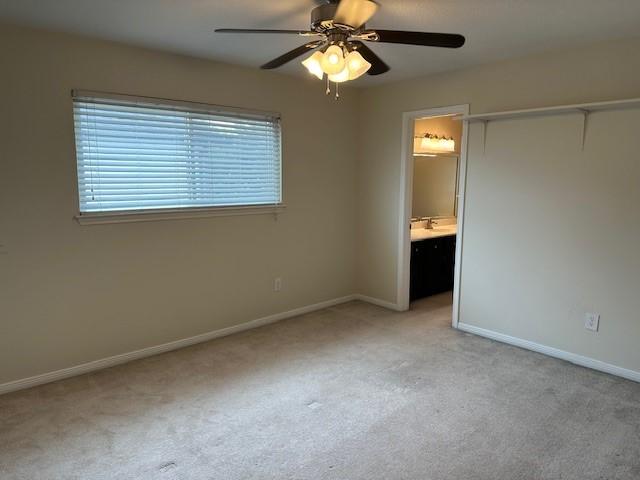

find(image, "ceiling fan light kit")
[215,0,465,98]
[304,47,371,82]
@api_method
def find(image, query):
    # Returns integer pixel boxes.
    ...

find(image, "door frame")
[397,104,470,328]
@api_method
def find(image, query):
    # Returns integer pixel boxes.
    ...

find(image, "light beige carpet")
[1,293,639,479]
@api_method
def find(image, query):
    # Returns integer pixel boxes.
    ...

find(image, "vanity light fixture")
[419,133,456,153]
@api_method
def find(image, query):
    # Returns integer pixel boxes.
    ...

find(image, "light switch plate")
[584,312,600,332]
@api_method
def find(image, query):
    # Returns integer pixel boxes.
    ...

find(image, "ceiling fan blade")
[334,0,379,29]
[370,30,465,48]
[350,41,389,75]
[261,41,324,69]
[215,28,319,36]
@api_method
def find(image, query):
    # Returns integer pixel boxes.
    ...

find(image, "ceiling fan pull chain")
[335,82,340,100]
[326,76,331,95]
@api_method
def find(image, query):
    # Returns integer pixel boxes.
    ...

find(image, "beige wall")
[461,112,640,372]
[356,36,640,372]
[0,24,359,384]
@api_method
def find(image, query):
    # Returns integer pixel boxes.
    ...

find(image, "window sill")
[75,204,286,225]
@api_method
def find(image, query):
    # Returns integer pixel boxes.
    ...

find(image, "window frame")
[70,90,285,225]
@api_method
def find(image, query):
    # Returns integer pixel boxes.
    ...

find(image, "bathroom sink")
[411,224,457,241]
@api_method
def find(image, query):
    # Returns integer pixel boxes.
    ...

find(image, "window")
[72,91,282,219]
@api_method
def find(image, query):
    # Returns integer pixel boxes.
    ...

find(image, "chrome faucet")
[420,216,438,229]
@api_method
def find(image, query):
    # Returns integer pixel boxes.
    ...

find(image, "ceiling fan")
[215,0,465,96]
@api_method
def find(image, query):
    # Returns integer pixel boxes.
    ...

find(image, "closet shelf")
[457,97,640,123]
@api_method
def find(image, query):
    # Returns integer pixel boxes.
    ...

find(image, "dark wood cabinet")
[410,235,456,301]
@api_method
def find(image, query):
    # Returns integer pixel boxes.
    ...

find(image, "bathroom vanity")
[410,226,456,301]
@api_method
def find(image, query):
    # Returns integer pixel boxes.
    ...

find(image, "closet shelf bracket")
[578,109,589,151]
[482,120,488,154]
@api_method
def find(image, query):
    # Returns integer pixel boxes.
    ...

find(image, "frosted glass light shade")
[321,45,345,75]
[345,50,371,80]
[328,66,350,83]
[302,52,324,80]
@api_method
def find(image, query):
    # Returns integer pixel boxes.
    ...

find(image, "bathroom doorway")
[397,105,469,327]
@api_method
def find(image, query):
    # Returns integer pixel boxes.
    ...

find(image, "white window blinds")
[73,92,281,214]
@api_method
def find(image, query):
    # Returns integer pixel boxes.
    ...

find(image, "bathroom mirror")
[412,153,459,218]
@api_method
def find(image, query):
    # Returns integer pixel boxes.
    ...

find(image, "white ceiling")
[1,0,640,86]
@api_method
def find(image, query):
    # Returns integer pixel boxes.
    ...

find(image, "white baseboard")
[0,295,357,395]
[457,322,640,383]
[353,294,404,311]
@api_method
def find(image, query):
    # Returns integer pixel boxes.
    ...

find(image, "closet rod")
[457,97,640,123]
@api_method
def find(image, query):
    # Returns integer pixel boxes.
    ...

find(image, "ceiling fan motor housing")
[311,4,341,32]
[311,3,361,52]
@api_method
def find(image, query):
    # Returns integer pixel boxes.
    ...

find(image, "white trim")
[0,295,355,395]
[354,294,403,312]
[75,204,287,225]
[452,111,470,329]
[397,104,470,328]
[397,112,414,312]
[460,96,640,123]
[458,322,640,384]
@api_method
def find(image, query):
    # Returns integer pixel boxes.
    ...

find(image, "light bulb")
[421,137,436,151]
[321,45,345,75]
[328,65,350,83]
[302,51,324,80]
[446,138,456,151]
[345,50,371,80]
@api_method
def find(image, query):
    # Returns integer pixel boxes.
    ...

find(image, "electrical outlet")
[584,312,600,332]
[274,277,282,292]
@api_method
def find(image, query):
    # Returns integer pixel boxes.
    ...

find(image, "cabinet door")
[444,236,456,291]
[431,235,455,293]
[410,242,426,301]
[410,236,457,301]
[425,238,446,295]
[411,240,436,300]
